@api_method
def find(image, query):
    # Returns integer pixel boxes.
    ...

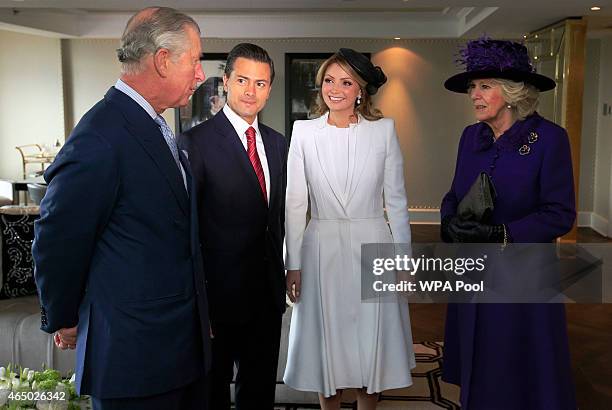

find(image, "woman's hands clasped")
[286,269,302,303]
[442,215,505,243]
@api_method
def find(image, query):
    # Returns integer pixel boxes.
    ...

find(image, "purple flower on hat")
[444,36,555,93]
[456,36,535,73]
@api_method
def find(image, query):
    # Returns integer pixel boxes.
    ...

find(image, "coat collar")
[473,112,544,152]
[313,112,372,211]
[104,87,189,216]
[314,112,329,129]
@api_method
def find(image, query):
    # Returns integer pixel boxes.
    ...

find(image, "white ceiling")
[0,0,610,39]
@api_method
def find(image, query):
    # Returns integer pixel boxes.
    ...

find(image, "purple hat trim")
[444,36,556,93]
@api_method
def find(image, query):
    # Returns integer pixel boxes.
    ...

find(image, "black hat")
[338,48,387,95]
[444,37,556,93]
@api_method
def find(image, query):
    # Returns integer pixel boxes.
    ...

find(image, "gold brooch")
[528,131,538,144]
[519,145,530,155]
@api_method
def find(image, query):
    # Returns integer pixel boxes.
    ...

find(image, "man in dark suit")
[178,43,287,410]
[33,7,210,410]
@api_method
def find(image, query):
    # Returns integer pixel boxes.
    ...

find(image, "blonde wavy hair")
[311,53,383,121]
[492,78,540,120]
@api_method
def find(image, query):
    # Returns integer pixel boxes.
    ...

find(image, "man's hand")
[286,270,301,303]
[54,326,77,350]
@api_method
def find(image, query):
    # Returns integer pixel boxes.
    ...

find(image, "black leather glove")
[448,219,506,243]
[441,215,461,243]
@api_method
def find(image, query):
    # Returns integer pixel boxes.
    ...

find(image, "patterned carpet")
[376,342,460,409]
[270,342,460,410]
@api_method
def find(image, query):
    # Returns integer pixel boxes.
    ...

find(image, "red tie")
[246,126,267,203]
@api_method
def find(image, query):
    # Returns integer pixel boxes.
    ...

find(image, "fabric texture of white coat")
[283,112,416,397]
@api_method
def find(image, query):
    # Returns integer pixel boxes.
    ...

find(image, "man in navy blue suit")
[33,7,210,410]
[178,43,287,410]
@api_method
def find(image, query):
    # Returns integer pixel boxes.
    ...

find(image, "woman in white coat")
[284,49,416,410]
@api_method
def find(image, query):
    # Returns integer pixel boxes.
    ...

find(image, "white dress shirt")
[222,104,270,202]
[115,79,157,119]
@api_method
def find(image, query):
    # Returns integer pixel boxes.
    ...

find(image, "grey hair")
[117,7,200,75]
[493,78,540,120]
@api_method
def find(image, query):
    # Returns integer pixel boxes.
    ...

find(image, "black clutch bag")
[457,172,497,222]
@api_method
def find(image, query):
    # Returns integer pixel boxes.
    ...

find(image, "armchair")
[15,144,56,179]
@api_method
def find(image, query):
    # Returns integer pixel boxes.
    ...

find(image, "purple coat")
[441,113,577,409]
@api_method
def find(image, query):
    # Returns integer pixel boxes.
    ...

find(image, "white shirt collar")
[223,103,261,139]
[114,79,157,120]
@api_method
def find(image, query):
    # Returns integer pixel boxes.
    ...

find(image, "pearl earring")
[507,104,513,109]
[356,95,362,106]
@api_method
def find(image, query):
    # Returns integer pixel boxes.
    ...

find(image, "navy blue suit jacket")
[33,87,211,399]
[178,111,287,326]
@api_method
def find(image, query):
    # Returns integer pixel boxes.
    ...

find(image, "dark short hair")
[224,43,275,84]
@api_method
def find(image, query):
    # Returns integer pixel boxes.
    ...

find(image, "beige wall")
[0,32,603,224]
[62,38,176,133]
[593,37,612,235]
[199,38,474,210]
[0,30,63,180]
[61,37,474,210]
[62,39,120,132]
[579,39,600,213]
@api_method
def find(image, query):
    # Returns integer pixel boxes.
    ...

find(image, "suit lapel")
[179,149,197,253]
[213,111,267,207]
[313,113,348,211]
[346,118,372,206]
[261,126,278,209]
[179,150,192,199]
[106,87,189,216]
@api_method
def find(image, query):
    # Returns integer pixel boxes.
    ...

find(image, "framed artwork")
[284,52,370,141]
[284,53,333,140]
[175,53,228,134]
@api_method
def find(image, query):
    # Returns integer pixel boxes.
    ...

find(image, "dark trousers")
[210,308,282,410]
[91,374,208,410]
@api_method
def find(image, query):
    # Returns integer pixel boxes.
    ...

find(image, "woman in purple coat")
[440,38,577,409]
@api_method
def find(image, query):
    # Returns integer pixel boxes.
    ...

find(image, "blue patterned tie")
[154,116,186,191]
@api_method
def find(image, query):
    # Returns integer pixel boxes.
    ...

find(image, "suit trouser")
[210,306,283,410]
[91,373,208,410]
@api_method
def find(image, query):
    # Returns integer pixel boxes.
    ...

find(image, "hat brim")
[444,69,556,93]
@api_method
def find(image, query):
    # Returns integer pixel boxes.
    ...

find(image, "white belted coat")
[283,113,416,397]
